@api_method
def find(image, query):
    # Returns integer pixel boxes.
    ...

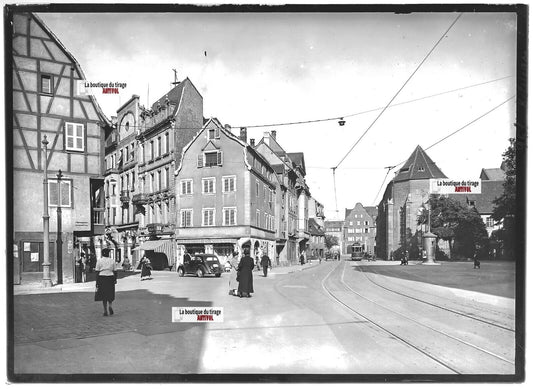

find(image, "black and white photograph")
[4,2,527,383]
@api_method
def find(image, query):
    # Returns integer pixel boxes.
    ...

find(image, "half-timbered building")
[11,12,112,284]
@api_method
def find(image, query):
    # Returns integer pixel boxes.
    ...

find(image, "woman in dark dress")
[95,248,120,316]
[237,247,255,298]
[140,255,152,281]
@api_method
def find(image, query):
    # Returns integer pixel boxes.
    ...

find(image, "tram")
[350,243,364,261]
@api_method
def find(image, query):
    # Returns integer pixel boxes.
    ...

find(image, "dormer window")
[417,166,425,172]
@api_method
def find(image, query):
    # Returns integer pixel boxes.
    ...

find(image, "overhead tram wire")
[371,94,516,205]
[333,12,464,171]
[329,12,463,210]
[112,74,509,131]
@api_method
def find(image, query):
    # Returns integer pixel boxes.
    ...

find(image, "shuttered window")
[180,179,193,195]
[65,122,84,152]
[41,74,53,94]
[48,180,71,207]
[199,151,223,168]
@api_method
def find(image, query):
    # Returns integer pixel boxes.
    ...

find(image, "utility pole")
[42,136,52,287]
[56,169,63,284]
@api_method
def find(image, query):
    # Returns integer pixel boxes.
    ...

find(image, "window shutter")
[197,154,203,168]
[215,127,220,138]
[217,151,223,166]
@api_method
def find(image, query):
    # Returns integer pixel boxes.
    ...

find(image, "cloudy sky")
[38,8,517,220]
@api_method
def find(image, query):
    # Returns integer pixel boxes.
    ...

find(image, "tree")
[324,234,339,250]
[492,138,516,221]
[491,138,516,260]
[418,195,488,259]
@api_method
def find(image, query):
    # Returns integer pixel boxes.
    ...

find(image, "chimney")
[240,127,247,143]
[271,130,277,140]
[250,139,255,147]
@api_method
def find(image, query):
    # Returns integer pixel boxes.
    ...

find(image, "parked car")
[177,254,223,278]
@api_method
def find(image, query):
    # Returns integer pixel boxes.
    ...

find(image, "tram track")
[320,260,515,375]
[355,263,515,332]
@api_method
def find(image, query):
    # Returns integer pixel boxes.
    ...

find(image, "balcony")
[132,193,149,204]
[120,190,130,203]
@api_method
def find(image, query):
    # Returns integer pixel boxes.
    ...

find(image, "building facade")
[103,78,203,269]
[175,120,277,264]
[324,220,343,255]
[343,203,377,255]
[255,131,309,265]
[11,12,111,284]
[376,146,447,260]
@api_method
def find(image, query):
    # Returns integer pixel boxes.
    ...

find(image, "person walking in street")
[260,252,272,277]
[80,252,87,282]
[140,255,152,280]
[94,248,120,316]
[228,251,240,296]
[237,247,254,298]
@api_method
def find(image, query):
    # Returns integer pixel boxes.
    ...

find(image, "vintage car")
[177,254,223,278]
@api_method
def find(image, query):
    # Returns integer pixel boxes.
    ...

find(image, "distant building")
[255,131,310,265]
[174,120,277,264]
[376,145,447,260]
[324,220,343,254]
[11,12,112,284]
[450,166,505,239]
[308,218,326,259]
[343,203,377,255]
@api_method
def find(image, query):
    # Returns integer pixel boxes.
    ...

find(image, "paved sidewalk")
[13,260,321,295]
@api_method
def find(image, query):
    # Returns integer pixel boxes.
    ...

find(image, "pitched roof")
[480,168,505,181]
[394,145,447,182]
[364,206,378,219]
[308,218,324,236]
[150,79,188,115]
[450,180,504,214]
[287,152,306,175]
[32,13,111,128]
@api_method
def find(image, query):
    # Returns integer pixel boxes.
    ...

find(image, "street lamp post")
[56,169,63,285]
[42,136,52,287]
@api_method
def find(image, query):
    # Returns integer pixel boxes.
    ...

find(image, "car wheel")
[196,268,204,278]
[178,268,184,277]
[215,273,221,278]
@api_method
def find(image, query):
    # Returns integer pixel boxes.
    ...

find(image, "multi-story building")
[343,203,377,255]
[255,131,306,265]
[11,12,111,284]
[103,78,203,269]
[324,220,344,255]
[174,120,277,264]
[376,145,447,260]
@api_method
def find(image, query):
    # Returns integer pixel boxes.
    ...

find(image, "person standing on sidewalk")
[260,252,272,277]
[94,248,120,316]
[237,247,254,298]
[228,251,240,296]
[80,252,87,282]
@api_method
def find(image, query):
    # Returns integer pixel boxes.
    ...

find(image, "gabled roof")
[287,152,306,176]
[480,168,505,181]
[394,145,447,182]
[364,206,378,219]
[308,218,324,236]
[32,13,112,128]
[150,78,188,116]
[450,180,504,214]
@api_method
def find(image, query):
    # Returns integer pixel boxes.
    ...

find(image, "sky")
[37,9,518,221]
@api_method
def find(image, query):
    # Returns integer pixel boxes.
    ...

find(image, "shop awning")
[133,240,168,251]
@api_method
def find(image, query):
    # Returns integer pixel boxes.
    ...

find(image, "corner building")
[11,12,111,284]
[175,120,277,263]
